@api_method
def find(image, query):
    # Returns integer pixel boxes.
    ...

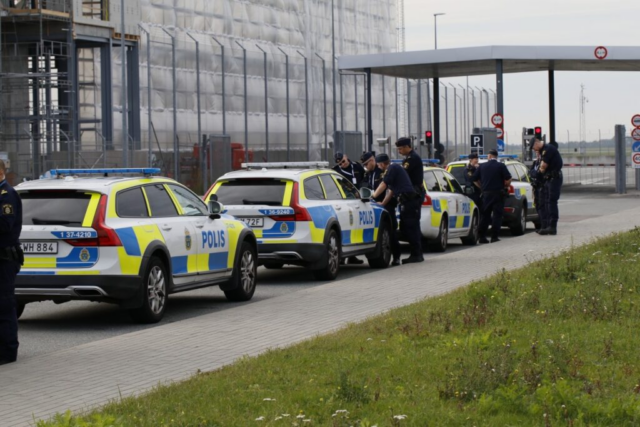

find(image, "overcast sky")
[404,0,639,144]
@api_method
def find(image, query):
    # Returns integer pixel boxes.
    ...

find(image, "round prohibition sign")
[491,113,504,127]
[496,127,504,139]
[632,127,640,141]
[633,153,640,166]
[632,114,640,128]
[594,46,608,60]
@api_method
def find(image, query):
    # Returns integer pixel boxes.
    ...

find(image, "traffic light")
[425,131,433,145]
[526,128,535,136]
[535,126,542,140]
[434,142,445,165]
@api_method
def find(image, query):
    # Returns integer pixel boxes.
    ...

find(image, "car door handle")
[334,206,342,211]
[195,223,205,229]
[161,224,172,231]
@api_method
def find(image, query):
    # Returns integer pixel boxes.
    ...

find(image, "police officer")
[333,152,365,190]
[372,153,423,264]
[396,137,424,256]
[529,136,563,235]
[362,152,401,266]
[472,149,512,244]
[0,159,23,365]
[529,150,546,233]
[464,153,483,210]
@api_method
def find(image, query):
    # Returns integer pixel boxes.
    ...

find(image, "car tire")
[313,229,340,280]
[16,302,26,320]
[130,256,168,324]
[224,241,258,302]
[461,212,479,246]
[367,221,391,269]
[263,262,285,270]
[429,218,448,253]
[510,204,527,236]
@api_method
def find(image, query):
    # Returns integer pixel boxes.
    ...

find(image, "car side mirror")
[360,187,372,201]
[209,193,218,202]
[208,200,224,219]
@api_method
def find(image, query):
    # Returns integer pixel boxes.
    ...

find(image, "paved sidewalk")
[2,205,640,426]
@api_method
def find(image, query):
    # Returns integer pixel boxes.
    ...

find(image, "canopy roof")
[338,45,640,79]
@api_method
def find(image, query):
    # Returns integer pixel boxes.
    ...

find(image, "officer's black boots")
[402,255,424,264]
[348,256,364,265]
[539,227,557,236]
[479,236,490,244]
[491,237,501,243]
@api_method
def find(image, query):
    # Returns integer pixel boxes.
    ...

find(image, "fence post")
[257,44,269,161]
[278,47,290,161]
[161,28,178,180]
[614,124,626,194]
[315,53,328,162]
[186,32,203,190]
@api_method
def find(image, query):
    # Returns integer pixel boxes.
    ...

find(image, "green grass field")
[41,228,640,427]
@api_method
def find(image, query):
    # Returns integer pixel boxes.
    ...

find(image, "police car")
[204,162,393,280]
[395,161,480,252]
[15,168,258,323]
[447,155,540,235]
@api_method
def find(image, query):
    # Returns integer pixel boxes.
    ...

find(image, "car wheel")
[367,221,391,269]
[510,205,527,236]
[429,218,448,253]
[461,213,479,246]
[16,302,26,320]
[263,262,285,270]
[313,229,340,280]
[130,256,168,324]
[224,242,258,302]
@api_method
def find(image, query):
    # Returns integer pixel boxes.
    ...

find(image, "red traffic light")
[535,127,541,134]
[426,131,432,137]
[425,131,433,144]
[534,127,542,140]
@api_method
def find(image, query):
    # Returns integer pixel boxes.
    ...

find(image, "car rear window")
[20,191,93,226]
[215,179,288,206]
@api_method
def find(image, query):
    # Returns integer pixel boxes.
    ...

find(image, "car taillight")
[288,182,312,221]
[67,194,123,247]
[422,193,433,206]
[508,185,515,195]
[504,207,515,213]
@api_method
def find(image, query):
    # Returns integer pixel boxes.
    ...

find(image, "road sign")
[470,134,484,149]
[633,152,640,169]
[632,128,640,141]
[491,113,503,127]
[497,139,505,152]
[632,114,640,128]
[594,46,608,60]
[496,127,504,139]
[633,141,640,152]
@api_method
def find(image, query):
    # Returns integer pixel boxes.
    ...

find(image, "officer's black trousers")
[0,260,19,364]
[544,175,563,229]
[537,185,549,229]
[399,196,422,257]
[479,192,505,239]
[385,205,402,260]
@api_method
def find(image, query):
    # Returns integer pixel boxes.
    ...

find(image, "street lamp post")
[433,13,445,50]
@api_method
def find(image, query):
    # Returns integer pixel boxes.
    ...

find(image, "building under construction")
[0,0,397,191]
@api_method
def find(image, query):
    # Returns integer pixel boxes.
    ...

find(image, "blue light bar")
[421,159,441,164]
[458,154,519,160]
[47,168,161,178]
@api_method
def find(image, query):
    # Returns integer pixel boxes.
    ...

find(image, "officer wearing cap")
[529,136,563,235]
[333,152,365,190]
[373,153,423,264]
[472,149,512,243]
[362,152,401,266]
[529,150,545,233]
[0,159,23,365]
[395,138,424,196]
[464,153,482,210]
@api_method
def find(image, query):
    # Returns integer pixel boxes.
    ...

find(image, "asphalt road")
[16,190,640,360]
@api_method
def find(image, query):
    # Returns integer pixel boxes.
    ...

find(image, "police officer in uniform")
[333,152,365,190]
[472,149,512,244]
[362,152,401,266]
[529,136,563,235]
[529,150,546,233]
[395,137,424,260]
[373,153,424,264]
[464,153,483,211]
[0,160,23,365]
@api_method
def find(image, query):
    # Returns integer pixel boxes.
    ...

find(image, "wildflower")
[255,416,265,421]
[263,398,276,401]
[303,420,311,423]
[275,416,283,421]
[282,414,291,417]
[367,338,373,341]
[381,340,386,342]
[334,410,348,414]
[297,414,306,419]
[592,251,601,256]
[393,414,408,420]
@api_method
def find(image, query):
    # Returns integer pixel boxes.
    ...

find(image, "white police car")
[447,155,540,235]
[395,161,480,252]
[15,168,258,323]
[204,162,394,280]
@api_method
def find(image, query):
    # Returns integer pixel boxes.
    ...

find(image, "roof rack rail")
[241,162,330,170]
[44,168,161,179]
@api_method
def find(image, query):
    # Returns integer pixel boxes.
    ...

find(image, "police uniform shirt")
[402,150,424,190]
[383,163,414,196]
[333,161,365,188]
[465,164,481,193]
[0,180,22,248]
[541,143,563,173]
[365,166,385,201]
[472,159,512,192]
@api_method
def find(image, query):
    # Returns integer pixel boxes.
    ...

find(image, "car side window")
[144,184,179,217]
[424,171,441,192]
[304,176,325,200]
[507,164,521,181]
[435,170,452,192]
[168,184,208,216]
[334,176,360,200]
[517,165,531,182]
[444,172,464,195]
[116,187,149,218]
[319,174,343,200]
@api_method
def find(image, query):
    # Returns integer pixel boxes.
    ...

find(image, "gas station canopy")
[338,45,640,79]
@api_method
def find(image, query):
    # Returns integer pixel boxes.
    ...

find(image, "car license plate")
[21,242,58,254]
[240,217,264,228]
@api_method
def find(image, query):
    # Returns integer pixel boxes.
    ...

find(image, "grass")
[40,228,640,427]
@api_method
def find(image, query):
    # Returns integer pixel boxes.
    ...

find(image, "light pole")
[433,13,445,50]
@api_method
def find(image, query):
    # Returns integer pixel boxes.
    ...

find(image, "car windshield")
[215,179,288,206]
[20,191,93,226]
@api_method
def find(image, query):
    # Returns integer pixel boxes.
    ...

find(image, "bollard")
[614,125,626,194]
